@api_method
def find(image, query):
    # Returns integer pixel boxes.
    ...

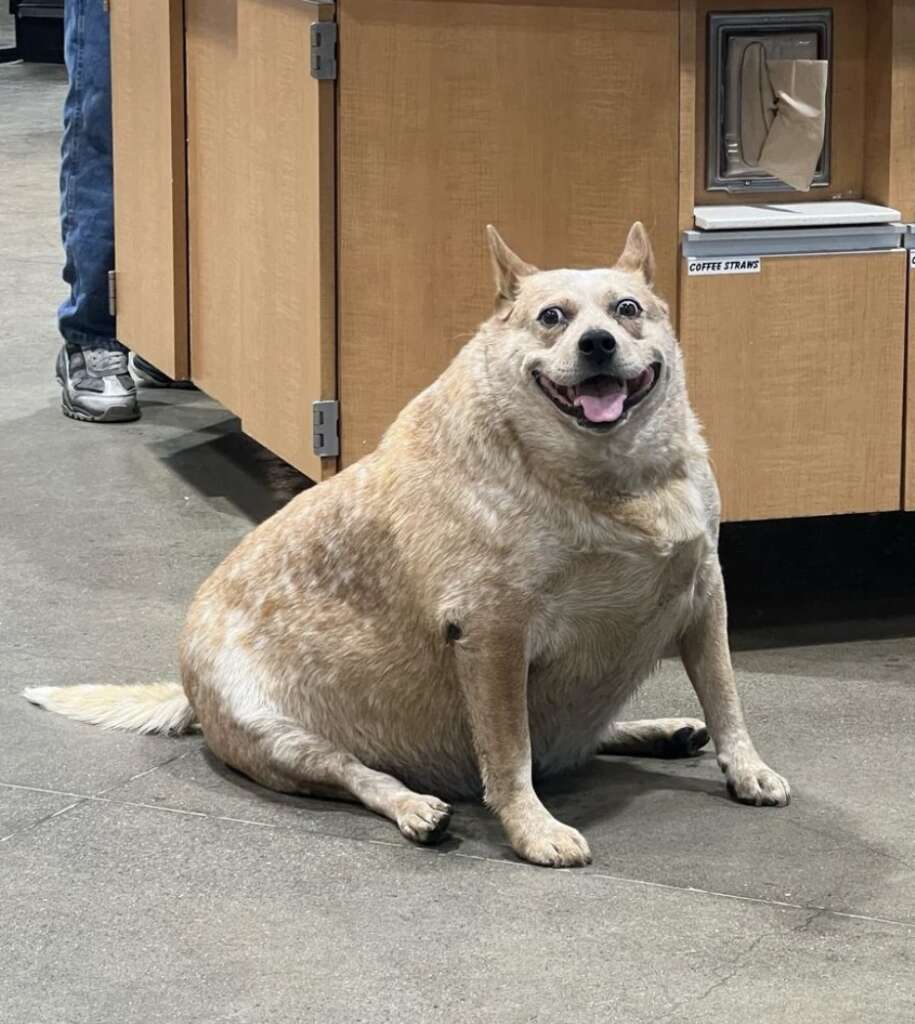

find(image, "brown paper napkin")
[759,59,828,190]
[740,49,828,191]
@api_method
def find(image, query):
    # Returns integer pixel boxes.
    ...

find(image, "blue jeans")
[58,0,121,352]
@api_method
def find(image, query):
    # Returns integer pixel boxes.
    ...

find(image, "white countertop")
[694,201,901,231]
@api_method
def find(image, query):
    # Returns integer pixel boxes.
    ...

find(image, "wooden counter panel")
[693,0,868,207]
[185,0,243,412]
[888,2,915,221]
[865,0,915,221]
[680,252,906,522]
[906,262,915,511]
[186,0,337,479]
[233,0,337,480]
[110,0,188,378]
[338,0,680,466]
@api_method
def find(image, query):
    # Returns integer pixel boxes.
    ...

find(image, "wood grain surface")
[680,251,906,521]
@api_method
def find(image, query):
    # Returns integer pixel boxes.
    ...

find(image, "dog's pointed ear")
[616,221,655,286]
[486,225,538,304]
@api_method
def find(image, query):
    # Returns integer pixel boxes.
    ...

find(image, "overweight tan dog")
[25,224,789,867]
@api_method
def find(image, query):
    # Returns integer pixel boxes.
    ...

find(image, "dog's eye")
[615,298,642,319]
[538,307,566,328]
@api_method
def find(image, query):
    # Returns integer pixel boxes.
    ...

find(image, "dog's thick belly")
[186,633,649,798]
[526,656,665,778]
[189,601,696,803]
[182,471,710,799]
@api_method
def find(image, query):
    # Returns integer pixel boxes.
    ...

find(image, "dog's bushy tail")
[22,682,197,736]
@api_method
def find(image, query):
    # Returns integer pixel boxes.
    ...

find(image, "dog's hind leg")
[209,712,452,845]
[596,718,709,758]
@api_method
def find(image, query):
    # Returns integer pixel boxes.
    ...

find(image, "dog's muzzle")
[533,363,662,431]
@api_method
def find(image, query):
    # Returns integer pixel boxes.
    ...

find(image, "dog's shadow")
[201,746,725,855]
[535,755,726,829]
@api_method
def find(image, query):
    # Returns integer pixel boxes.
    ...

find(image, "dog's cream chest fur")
[524,476,713,772]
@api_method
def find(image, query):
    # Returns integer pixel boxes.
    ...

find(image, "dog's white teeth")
[626,368,653,396]
[538,375,574,408]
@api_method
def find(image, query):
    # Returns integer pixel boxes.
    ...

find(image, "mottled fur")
[25,225,789,866]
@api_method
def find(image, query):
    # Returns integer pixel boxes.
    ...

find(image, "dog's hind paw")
[655,720,709,758]
[396,794,453,845]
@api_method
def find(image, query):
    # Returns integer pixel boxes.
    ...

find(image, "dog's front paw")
[510,820,592,868]
[723,760,791,807]
[396,794,452,845]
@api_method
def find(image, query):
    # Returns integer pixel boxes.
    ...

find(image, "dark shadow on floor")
[202,745,724,843]
[142,395,311,524]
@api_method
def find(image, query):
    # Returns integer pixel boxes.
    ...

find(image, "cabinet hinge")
[310,22,337,80]
[108,269,117,317]
[313,400,340,458]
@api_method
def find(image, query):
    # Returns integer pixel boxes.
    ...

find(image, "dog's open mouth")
[533,364,662,430]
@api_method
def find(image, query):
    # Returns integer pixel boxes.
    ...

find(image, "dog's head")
[480,224,687,472]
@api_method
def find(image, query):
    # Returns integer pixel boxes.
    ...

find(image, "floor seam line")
[91,748,197,799]
[0,798,89,845]
[0,256,65,268]
[570,868,915,928]
[0,780,93,800]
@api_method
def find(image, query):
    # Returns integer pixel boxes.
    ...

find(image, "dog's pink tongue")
[574,378,626,423]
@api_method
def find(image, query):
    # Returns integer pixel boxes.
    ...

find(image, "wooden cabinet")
[680,252,907,522]
[906,259,915,511]
[679,0,915,521]
[183,0,241,418]
[109,0,188,379]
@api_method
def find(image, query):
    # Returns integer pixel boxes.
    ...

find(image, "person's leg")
[56,0,137,422]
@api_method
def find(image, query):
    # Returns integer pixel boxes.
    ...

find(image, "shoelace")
[84,349,128,377]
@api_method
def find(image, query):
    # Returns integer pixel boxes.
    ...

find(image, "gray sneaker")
[56,343,140,423]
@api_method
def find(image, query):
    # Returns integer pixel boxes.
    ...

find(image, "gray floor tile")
[0,10,13,48]
[0,62,67,136]
[1,645,197,794]
[0,388,272,791]
[0,253,64,321]
[0,127,63,166]
[0,214,62,264]
[0,799,911,1024]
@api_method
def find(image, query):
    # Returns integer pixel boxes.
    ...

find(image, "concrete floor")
[1,49,914,1024]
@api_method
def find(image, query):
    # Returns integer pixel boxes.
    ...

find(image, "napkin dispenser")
[707,10,832,193]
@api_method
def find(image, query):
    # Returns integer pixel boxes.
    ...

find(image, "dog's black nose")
[578,329,617,364]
